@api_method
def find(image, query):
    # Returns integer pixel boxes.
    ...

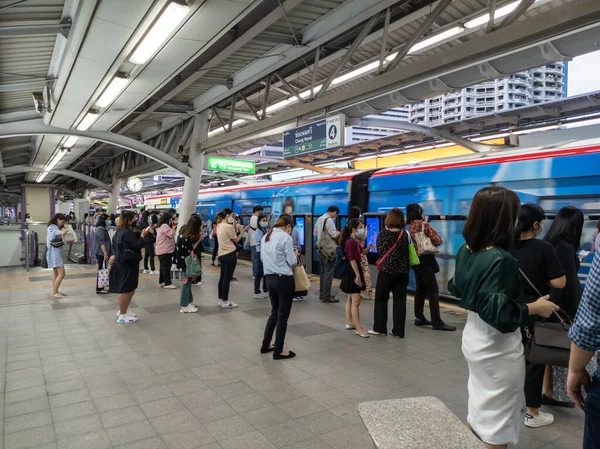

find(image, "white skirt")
[462,312,525,446]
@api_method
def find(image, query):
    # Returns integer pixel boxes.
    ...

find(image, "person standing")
[142,213,158,275]
[543,206,585,406]
[94,213,113,295]
[253,215,269,299]
[248,205,263,280]
[567,251,600,449]
[511,204,566,428]
[113,211,149,323]
[217,208,247,308]
[314,205,340,303]
[407,203,456,332]
[448,186,559,449]
[340,219,369,338]
[260,215,297,359]
[156,212,177,289]
[369,208,410,338]
[47,213,69,299]
[291,221,304,302]
[176,215,204,313]
[211,213,223,266]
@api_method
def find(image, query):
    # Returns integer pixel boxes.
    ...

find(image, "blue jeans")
[250,245,258,278]
[584,376,600,449]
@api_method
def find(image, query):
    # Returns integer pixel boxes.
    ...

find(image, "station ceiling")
[1,0,600,201]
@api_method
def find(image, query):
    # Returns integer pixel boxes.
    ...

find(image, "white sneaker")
[293,296,304,302]
[524,411,554,428]
[193,281,202,286]
[253,292,269,299]
[151,270,160,275]
[180,304,198,313]
[189,302,197,308]
[368,330,386,336]
[219,301,238,309]
[115,310,137,317]
[163,284,178,290]
[117,314,138,323]
[143,270,151,274]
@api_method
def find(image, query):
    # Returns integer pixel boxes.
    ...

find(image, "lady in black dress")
[340,218,369,338]
[176,215,205,313]
[113,210,149,323]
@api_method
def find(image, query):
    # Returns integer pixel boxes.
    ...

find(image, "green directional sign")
[206,156,255,175]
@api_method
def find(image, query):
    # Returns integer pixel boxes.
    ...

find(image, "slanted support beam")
[0,20,72,38]
[487,0,497,34]
[0,80,50,93]
[261,75,271,119]
[239,93,261,121]
[255,32,299,45]
[379,7,391,73]
[386,0,454,72]
[275,73,305,104]
[310,47,321,100]
[499,0,536,29]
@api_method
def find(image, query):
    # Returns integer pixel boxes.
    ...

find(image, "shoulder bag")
[520,268,572,367]
[316,217,338,263]
[406,231,420,267]
[412,222,439,256]
[376,231,403,271]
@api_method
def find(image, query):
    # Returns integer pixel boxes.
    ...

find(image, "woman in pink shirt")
[155,212,177,289]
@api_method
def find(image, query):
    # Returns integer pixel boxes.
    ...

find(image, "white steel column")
[178,110,210,228]
[107,174,122,215]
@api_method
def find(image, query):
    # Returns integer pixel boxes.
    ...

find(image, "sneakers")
[151,270,160,275]
[163,284,178,290]
[180,304,198,313]
[525,411,554,428]
[115,310,137,317]
[293,296,304,302]
[219,301,238,309]
[253,292,269,299]
[117,314,138,323]
[193,281,202,286]
[142,270,151,274]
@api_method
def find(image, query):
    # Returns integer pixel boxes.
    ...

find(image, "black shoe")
[260,346,274,354]
[541,394,575,408]
[414,318,432,326]
[322,297,339,303]
[232,277,238,282]
[389,331,404,338]
[433,323,456,332]
[273,351,296,360]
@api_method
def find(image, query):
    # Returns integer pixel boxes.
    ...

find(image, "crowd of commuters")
[44,196,599,448]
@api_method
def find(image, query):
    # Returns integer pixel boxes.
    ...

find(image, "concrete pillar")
[22,184,54,222]
[178,110,210,230]
[107,174,122,215]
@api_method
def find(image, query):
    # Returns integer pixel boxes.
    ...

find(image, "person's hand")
[108,255,116,265]
[354,276,362,287]
[199,232,206,241]
[103,254,108,263]
[59,228,69,236]
[531,295,560,318]
[567,368,592,409]
[141,228,149,238]
[368,244,376,250]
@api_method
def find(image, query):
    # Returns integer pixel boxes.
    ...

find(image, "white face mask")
[227,217,234,224]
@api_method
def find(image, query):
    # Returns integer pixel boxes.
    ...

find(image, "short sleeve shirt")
[511,238,564,299]
[344,238,362,262]
[217,223,237,257]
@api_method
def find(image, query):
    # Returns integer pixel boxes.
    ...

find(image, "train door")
[293,214,313,274]
[362,212,386,289]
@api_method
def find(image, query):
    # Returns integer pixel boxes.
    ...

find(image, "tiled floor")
[0,262,585,449]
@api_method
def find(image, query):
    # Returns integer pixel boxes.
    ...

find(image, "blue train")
[146,139,600,295]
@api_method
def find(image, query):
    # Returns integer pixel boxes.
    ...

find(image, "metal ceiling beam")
[487,0,497,34]
[198,0,600,152]
[0,21,72,38]
[499,0,536,29]
[255,32,298,46]
[0,166,111,191]
[0,80,50,93]
[0,119,191,176]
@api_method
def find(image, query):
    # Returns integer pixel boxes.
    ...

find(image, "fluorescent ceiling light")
[46,149,67,171]
[563,117,600,129]
[354,154,378,161]
[62,136,79,148]
[77,112,99,131]
[511,124,560,135]
[36,171,48,183]
[129,2,190,64]
[465,0,534,29]
[332,61,379,85]
[96,76,128,108]
[207,119,246,137]
[472,132,510,141]
[408,26,464,54]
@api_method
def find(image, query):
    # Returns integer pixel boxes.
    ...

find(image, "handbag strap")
[378,231,403,266]
[518,268,573,325]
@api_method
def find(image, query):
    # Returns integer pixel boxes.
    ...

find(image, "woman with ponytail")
[260,214,298,359]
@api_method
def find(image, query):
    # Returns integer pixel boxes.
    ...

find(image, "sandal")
[51,293,65,299]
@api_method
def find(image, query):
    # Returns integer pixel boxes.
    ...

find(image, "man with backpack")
[248,205,263,280]
[315,205,340,303]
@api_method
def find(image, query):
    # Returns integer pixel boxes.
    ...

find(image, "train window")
[539,197,600,213]
[365,217,380,253]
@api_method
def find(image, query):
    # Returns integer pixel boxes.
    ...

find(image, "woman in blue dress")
[47,213,68,299]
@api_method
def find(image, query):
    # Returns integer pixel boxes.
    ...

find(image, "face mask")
[227,217,234,224]
[260,222,268,229]
[357,229,365,238]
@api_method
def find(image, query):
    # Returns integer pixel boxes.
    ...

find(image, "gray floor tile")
[260,421,316,447]
[227,392,273,413]
[100,405,147,428]
[287,321,338,337]
[6,373,46,391]
[295,410,351,435]
[149,409,200,434]
[5,385,47,404]
[220,430,277,449]
[4,409,52,434]
[106,419,157,446]
[242,406,293,430]
[114,436,168,449]
[56,430,112,449]
[132,385,174,404]
[277,396,325,419]
[55,414,104,440]
[161,427,216,449]
[205,414,256,441]
[49,388,92,408]
[213,381,256,400]
[140,396,186,418]
[51,400,97,423]
[4,424,56,449]
[189,401,239,424]
[5,396,49,418]
[319,425,373,449]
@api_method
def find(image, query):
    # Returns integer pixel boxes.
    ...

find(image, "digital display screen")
[295,216,305,246]
[365,217,380,253]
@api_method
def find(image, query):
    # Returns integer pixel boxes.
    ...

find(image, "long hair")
[182,215,203,242]
[515,203,545,238]
[543,206,584,250]
[462,186,521,252]
[339,218,361,249]
[48,213,66,227]
[117,210,135,229]
[406,203,423,224]
[158,212,172,227]
[265,214,293,242]
[96,213,109,228]
[348,206,362,221]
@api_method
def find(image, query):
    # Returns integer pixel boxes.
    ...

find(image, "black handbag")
[519,269,573,367]
[50,235,64,248]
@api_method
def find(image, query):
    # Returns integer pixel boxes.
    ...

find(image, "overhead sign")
[283,114,345,159]
[207,156,255,174]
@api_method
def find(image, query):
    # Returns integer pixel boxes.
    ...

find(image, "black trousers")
[144,242,155,271]
[254,257,267,294]
[521,327,546,408]
[413,259,443,326]
[212,236,219,263]
[158,253,173,286]
[373,271,409,336]
[218,251,237,301]
[262,274,295,355]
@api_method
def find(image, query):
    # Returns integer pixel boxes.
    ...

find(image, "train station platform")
[0,262,585,449]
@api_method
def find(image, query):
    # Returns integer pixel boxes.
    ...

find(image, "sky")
[567,49,600,96]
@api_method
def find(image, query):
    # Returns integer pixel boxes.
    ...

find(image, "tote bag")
[97,262,110,289]
[412,222,439,256]
[293,264,310,296]
[406,231,420,267]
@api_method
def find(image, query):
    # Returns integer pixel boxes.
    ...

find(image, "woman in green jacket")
[448,186,559,449]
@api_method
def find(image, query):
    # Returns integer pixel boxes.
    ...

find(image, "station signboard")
[206,156,255,175]
[283,114,345,158]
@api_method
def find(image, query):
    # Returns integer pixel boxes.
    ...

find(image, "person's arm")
[231,225,247,243]
[326,218,339,239]
[425,222,442,246]
[543,243,567,289]
[556,243,582,314]
[284,236,297,268]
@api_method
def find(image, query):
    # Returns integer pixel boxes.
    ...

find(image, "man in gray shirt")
[314,205,340,303]
[248,205,263,280]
